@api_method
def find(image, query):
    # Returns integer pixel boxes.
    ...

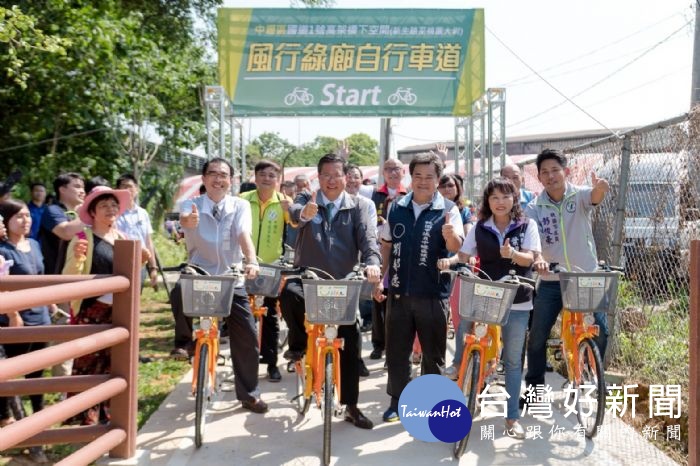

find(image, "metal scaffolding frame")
[204,86,245,183]
[454,88,506,201]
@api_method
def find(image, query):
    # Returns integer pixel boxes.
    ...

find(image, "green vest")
[240,190,286,263]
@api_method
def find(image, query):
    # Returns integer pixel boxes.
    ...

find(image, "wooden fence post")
[109,240,141,459]
[690,240,699,466]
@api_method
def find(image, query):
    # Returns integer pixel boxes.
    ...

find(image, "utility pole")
[378,118,392,186]
[691,3,700,106]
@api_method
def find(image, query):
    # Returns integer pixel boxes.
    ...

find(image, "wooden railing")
[0,240,141,466]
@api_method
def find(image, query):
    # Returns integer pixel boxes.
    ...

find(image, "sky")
[220,0,695,153]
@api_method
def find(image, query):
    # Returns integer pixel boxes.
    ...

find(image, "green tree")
[245,131,296,170]
[344,133,379,166]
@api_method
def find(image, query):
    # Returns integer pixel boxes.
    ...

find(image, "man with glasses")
[239,160,294,382]
[171,158,268,413]
[363,158,408,361]
[279,153,381,429]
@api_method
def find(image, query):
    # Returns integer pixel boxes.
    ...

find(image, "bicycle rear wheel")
[575,338,605,437]
[322,352,334,466]
[194,342,210,448]
[454,350,480,459]
[293,358,311,415]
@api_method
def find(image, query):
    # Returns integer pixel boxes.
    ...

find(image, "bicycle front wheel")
[575,338,605,437]
[194,342,210,448]
[323,352,334,466]
[294,358,311,415]
[454,349,480,459]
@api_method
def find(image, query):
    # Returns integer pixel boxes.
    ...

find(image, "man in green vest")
[240,160,294,382]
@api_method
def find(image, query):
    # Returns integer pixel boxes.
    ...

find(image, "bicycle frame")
[249,295,267,350]
[191,317,220,396]
[559,308,599,384]
[456,323,502,395]
[299,321,343,408]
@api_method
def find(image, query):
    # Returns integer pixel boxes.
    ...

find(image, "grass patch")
[611,280,689,465]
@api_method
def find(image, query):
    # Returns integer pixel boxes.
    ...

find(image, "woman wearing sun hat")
[62,185,134,425]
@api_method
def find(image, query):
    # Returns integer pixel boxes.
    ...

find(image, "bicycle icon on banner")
[387,87,417,105]
[284,87,314,106]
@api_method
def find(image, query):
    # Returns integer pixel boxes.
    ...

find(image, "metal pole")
[454,117,460,177]
[691,4,700,106]
[219,97,226,159]
[206,99,212,159]
[610,136,631,266]
[240,122,246,182]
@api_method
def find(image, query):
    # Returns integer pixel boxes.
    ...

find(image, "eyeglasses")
[384,166,402,173]
[205,171,231,180]
[319,173,344,181]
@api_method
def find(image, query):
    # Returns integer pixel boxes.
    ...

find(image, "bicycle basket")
[302,279,362,325]
[558,272,620,313]
[244,263,285,298]
[359,280,374,301]
[458,276,519,325]
[179,275,237,317]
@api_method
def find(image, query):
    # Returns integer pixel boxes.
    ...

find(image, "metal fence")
[519,112,699,306]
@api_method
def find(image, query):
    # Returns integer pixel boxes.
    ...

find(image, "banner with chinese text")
[218,8,485,116]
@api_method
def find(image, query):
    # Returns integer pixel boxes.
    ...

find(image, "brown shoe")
[344,405,374,429]
[241,398,269,414]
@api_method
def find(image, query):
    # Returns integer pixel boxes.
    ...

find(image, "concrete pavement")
[111,332,678,466]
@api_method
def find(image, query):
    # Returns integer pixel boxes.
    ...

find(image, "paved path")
[110,333,677,466]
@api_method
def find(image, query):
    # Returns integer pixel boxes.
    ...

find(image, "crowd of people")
[0,145,609,452]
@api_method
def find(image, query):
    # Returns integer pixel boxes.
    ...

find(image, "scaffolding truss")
[204,86,246,181]
[454,88,506,201]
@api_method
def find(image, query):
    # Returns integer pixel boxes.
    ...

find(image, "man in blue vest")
[374,152,464,422]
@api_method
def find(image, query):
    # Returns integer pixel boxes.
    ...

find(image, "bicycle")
[171,263,243,448]
[543,261,623,438]
[288,264,366,466]
[442,266,534,459]
[284,87,314,106]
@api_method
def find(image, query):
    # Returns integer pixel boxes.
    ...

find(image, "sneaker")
[444,365,458,381]
[382,407,399,422]
[169,348,189,360]
[505,420,526,439]
[360,322,372,333]
[267,365,282,383]
[286,361,296,373]
[369,348,383,360]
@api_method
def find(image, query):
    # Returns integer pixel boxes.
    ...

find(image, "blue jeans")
[502,310,530,420]
[525,281,608,388]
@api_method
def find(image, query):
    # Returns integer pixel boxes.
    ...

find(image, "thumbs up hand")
[301,191,319,221]
[180,203,200,229]
[591,171,609,193]
[441,211,457,242]
[500,238,514,259]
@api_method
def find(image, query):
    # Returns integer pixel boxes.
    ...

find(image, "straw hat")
[79,186,131,225]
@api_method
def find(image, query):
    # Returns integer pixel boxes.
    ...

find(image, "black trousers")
[171,282,260,402]
[385,294,448,410]
[0,341,47,417]
[259,296,280,367]
[279,278,360,405]
[371,298,386,351]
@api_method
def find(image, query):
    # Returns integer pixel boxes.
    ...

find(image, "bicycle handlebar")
[160,262,245,279]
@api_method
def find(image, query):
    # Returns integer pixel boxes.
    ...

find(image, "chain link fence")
[519,111,698,395]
